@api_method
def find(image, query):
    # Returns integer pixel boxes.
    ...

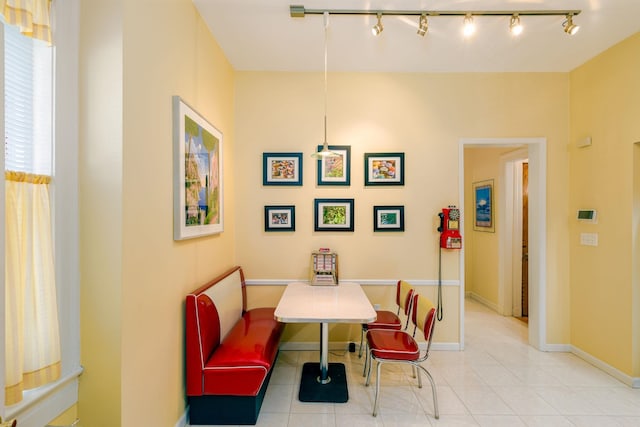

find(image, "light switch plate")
[580,233,598,246]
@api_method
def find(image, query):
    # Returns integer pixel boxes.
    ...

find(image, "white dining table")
[275,281,376,402]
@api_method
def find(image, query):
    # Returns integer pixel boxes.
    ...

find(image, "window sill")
[4,366,83,427]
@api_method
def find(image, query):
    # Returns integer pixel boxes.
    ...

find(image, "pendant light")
[311,12,339,158]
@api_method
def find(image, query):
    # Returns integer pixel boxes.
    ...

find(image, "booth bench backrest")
[185,266,247,395]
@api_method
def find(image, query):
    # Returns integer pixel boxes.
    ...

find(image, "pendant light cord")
[323,11,329,145]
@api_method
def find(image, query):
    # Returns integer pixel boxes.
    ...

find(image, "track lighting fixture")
[463,14,475,37]
[509,14,523,36]
[290,5,582,37]
[563,14,580,35]
[372,13,383,36]
[417,14,428,36]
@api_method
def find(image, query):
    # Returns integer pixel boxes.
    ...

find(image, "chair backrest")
[411,293,437,353]
[396,280,414,315]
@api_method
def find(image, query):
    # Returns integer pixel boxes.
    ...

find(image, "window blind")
[4,23,52,175]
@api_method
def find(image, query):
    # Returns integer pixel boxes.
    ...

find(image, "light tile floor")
[191,299,640,426]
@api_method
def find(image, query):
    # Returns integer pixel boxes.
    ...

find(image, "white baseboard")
[542,343,571,352]
[468,292,499,313]
[175,408,188,427]
[429,342,463,351]
[571,345,640,388]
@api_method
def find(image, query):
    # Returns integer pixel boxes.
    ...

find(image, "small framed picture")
[317,145,350,186]
[473,179,494,232]
[314,198,354,232]
[364,152,404,186]
[373,206,405,232]
[264,205,295,232]
[263,152,303,186]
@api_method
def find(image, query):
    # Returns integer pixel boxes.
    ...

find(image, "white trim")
[175,408,188,427]
[6,367,83,427]
[427,342,463,351]
[460,138,547,351]
[245,279,461,286]
[468,292,499,313]
[571,345,640,388]
[458,142,466,350]
[498,148,528,317]
[544,343,572,352]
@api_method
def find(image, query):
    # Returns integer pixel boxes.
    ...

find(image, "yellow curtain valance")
[0,0,52,44]
[5,170,51,184]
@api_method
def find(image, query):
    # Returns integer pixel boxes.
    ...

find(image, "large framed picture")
[364,152,405,186]
[473,179,494,232]
[373,205,405,232]
[264,205,296,232]
[314,198,355,232]
[263,152,303,186]
[317,145,350,186]
[173,96,223,240]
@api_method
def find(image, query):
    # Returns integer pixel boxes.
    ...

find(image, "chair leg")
[358,325,366,358]
[362,347,368,377]
[418,365,439,420]
[362,347,367,377]
[365,350,373,385]
[415,363,422,388]
[372,360,383,417]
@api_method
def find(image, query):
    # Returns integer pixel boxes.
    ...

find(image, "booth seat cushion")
[203,307,283,396]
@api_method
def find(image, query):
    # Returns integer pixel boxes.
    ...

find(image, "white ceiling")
[193,0,640,73]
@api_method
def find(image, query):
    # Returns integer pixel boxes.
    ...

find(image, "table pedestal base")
[298,362,348,403]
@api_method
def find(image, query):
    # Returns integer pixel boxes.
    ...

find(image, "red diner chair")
[359,280,415,359]
[365,293,439,419]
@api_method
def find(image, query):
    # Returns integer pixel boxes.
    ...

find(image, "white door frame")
[500,149,528,318]
[459,138,547,350]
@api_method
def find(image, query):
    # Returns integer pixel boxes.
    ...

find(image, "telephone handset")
[438,206,462,249]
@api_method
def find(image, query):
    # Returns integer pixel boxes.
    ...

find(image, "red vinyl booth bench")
[185,266,284,425]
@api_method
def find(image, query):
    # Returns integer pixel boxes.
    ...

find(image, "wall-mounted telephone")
[438,206,462,249]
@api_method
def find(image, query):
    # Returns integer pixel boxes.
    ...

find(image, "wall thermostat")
[577,209,597,223]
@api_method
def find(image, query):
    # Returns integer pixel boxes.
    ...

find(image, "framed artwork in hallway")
[473,179,494,232]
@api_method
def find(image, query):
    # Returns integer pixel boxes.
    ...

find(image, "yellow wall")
[569,32,640,377]
[80,0,236,425]
[79,0,123,423]
[234,72,570,346]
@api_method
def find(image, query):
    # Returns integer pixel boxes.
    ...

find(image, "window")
[4,23,52,175]
[1,0,81,422]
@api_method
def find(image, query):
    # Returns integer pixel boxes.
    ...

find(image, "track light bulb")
[372,13,384,35]
[463,14,475,37]
[563,14,580,35]
[509,14,523,36]
[417,14,428,36]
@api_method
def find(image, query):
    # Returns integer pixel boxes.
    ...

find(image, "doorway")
[459,138,547,351]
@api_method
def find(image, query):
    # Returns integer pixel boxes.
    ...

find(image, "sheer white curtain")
[4,172,60,406]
